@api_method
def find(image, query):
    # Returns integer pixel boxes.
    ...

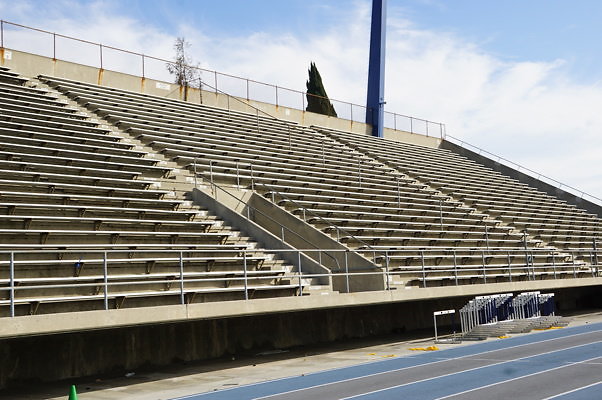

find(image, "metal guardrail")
[1,247,598,318]
[446,134,602,206]
[0,19,446,138]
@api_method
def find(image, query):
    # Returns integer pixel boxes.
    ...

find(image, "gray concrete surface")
[3,311,600,400]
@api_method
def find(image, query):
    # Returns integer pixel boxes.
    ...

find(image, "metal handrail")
[194,170,341,269]
[446,134,602,205]
[0,19,445,138]
[192,157,382,259]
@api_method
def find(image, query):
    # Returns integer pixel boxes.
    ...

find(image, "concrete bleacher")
[0,67,307,317]
[37,74,596,288]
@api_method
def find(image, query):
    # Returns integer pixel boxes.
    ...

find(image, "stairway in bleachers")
[0,67,306,317]
[38,74,595,288]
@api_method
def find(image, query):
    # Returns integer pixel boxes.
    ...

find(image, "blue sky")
[0,0,600,199]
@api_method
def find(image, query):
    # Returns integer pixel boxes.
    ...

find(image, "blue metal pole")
[366,0,387,138]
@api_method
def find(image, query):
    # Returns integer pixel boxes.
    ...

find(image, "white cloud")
[1,0,600,201]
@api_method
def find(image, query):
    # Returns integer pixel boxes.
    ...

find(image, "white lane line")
[251,330,602,400]
[339,341,602,400]
[539,380,602,400]
[171,327,601,400]
[434,356,602,400]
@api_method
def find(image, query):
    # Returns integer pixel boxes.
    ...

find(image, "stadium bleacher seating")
[38,74,596,289]
[0,67,307,317]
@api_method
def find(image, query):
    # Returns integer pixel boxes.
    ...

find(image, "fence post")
[420,251,426,288]
[384,251,390,291]
[179,251,185,305]
[9,251,14,317]
[298,251,303,296]
[453,250,458,285]
[103,251,108,310]
[243,251,248,300]
[344,251,350,293]
[481,250,487,283]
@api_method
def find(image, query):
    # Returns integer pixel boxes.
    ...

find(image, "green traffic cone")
[68,384,78,400]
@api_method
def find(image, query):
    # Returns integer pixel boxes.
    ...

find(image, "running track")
[173,322,602,400]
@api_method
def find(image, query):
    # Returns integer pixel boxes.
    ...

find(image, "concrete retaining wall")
[1,284,599,389]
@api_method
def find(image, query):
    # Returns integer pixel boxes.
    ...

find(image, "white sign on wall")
[155,82,170,90]
[3,50,12,60]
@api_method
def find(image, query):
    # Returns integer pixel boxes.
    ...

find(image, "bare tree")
[166,37,200,101]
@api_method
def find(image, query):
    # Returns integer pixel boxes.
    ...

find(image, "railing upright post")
[298,251,303,296]
[99,44,103,70]
[507,252,512,282]
[410,118,413,134]
[243,251,248,300]
[394,113,397,131]
[288,125,292,150]
[209,160,213,186]
[420,251,426,288]
[344,251,350,293]
[397,177,401,208]
[250,164,255,190]
[385,251,390,291]
[275,85,278,106]
[552,252,557,279]
[572,252,577,278]
[453,249,458,285]
[357,157,361,187]
[439,200,443,230]
[236,162,240,187]
[9,251,14,317]
[103,251,108,310]
[426,121,429,137]
[281,226,285,242]
[179,251,185,305]
[593,238,599,275]
[141,54,145,78]
[246,79,249,101]
[214,71,218,93]
[193,157,197,188]
[1,20,4,49]
[481,250,487,283]
[322,140,325,167]
[485,224,489,251]
[53,33,56,60]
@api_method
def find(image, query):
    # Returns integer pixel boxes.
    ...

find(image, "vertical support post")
[0,20,3,49]
[485,224,489,251]
[552,252,557,279]
[410,118,413,134]
[243,251,248,300]
[193,157,197,188]
[99,44,103,70]
[344,251,350,293]
[396,176,401,208]
[236,162,240,187]
[481,250,487,283]
[250,164,255,190]
[281,226,285,242]
[594,238,599,276]
[298,251,303,296]
[507,252,512,282]
[9,251,14,317]
[103,251,108,310]
[453,250,458,286]
[141,54,145,78]
[358,157,361,187]
[572,252,577,278]
[214,71,218,93]
[439,200,443,230]
[365,0,387,138]
[394,113,397,131]
[53,33,56,60]
[179,251,185,305]
[384,250,390,290]
[246,79,249,101]
[275,85,278,106]
[322,140,325,167]
[433,313,438,342]
[288,125,292,151]
[420,250,426,288]
[209,160,213,185]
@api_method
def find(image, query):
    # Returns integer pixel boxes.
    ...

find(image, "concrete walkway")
[3,311,601,400]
